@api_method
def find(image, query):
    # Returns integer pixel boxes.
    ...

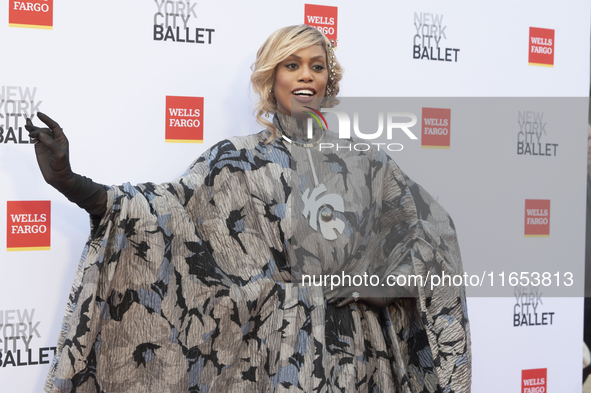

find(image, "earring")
[326,39,337,99]
[270,87,274,93]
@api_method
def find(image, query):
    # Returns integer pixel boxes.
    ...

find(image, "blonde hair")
[251,25,344,140]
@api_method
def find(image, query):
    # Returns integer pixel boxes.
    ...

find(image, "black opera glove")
[25,112,107,217]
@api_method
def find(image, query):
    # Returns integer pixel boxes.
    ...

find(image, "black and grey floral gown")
[45,113,471,393]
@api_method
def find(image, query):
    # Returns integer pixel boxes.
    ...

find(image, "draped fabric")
[45,114,471,393]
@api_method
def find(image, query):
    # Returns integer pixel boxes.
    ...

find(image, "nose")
[298,66,313,82]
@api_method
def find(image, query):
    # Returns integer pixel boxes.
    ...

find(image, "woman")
[27,25,471,393]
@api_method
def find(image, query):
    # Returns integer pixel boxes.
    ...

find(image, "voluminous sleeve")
[378,158,471,392]
[44,138,277,392]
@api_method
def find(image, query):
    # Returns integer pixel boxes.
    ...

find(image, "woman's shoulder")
[227,129,272,151]
[189,129,281,175]
[196,130,271,160]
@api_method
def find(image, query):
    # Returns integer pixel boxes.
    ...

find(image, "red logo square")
[304,4,338,45]
[421,108,451,148]
[9,0,53,30]
[165,96,203,143]
[7,201,51,251]
[529,27,554,67]
[524,199,550,237]
[522,368,546,393]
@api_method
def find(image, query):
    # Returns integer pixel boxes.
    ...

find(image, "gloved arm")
[25,112,107,218]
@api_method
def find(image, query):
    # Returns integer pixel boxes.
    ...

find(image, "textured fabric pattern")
[45,121,471,392]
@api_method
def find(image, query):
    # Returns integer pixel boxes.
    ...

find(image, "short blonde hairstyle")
[251,25,344,140]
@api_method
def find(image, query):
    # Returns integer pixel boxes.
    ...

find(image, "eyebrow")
[288,54,326,61]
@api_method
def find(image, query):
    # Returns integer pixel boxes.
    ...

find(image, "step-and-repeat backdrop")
[1,0,589,391]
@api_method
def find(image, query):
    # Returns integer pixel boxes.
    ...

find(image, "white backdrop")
[1,0,590,391]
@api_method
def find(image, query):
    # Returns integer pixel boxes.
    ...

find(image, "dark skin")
[25,112,399,309]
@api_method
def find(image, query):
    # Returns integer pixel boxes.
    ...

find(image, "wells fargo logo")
[7,201,51,251]
[529,27,554,67]
[524,199,550,237]
[9,0,53,30]
[304,4,338,45]
[421,108,450,148]
[522,368,546,393]
[165,96,203,143]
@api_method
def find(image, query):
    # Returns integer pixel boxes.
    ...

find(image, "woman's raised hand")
[25,112,76,193]
[24,112,107,217]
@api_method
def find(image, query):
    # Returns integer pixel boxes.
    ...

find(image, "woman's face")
[273,44,328,117]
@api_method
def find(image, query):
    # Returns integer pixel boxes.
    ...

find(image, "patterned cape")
[45,114,471,393]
